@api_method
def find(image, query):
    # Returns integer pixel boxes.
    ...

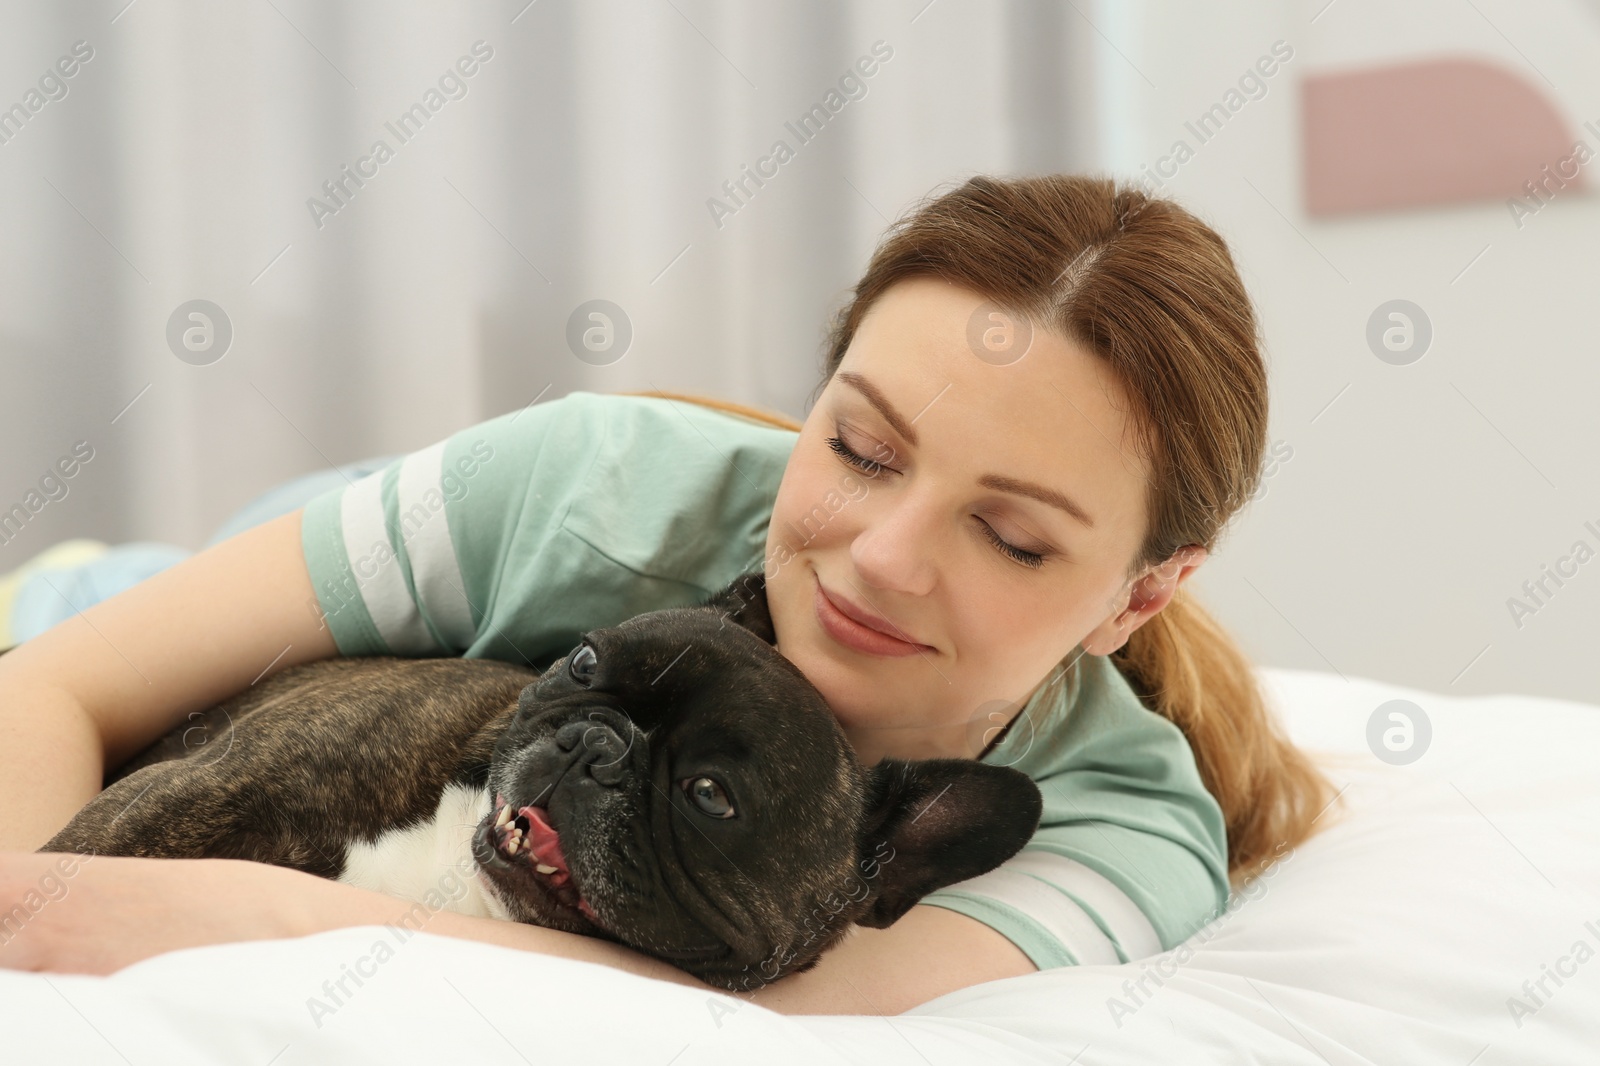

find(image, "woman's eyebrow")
[839,370,921,445]
[837,370,1097,530]
[978,473,1096,529]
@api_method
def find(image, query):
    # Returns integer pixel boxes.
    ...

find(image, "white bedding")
[3,666,1597,1065]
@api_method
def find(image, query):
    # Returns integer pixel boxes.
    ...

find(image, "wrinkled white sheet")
[3,666,1597,1065]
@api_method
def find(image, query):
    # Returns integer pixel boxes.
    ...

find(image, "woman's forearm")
[306,876,714,991]
[0,681,104,851]
[428,912,713,988]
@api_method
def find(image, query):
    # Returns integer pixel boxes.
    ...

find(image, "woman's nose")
[849,487,940,596]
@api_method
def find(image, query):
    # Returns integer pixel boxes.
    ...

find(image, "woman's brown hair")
[805,173,1335,884]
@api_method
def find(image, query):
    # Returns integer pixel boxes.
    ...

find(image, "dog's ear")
[853,758,1042,929]
[702,569,776,645]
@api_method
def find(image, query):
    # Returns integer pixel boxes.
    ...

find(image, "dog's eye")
[568,643,597,686]
[682,776,735,819]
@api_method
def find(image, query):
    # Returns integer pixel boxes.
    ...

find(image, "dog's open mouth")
[480,792,601,925]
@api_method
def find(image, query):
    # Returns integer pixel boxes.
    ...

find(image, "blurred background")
[1,0,1595,705]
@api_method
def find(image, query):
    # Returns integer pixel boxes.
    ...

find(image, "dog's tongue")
[519,805,569,875]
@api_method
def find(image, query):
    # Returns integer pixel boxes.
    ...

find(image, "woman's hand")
[0,850,343,975]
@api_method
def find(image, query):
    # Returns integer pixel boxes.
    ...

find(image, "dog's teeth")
[507,839,520,855]
[495,805,512,827]
[535,863,557,875]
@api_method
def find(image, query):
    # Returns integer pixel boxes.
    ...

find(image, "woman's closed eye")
[824,432,1050,570]
[826,432,889,477]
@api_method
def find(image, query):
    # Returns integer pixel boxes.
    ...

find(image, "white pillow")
[3,666,1596,1065]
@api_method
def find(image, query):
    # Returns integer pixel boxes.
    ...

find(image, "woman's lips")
[813,575,931,658]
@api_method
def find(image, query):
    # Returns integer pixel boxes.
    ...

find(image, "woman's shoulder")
[297,389,800,663]
[425,389,800,546]
[1010,652,1225,831]
[987,651,1210,777]
[973,652,1232,948]
[539,391,797,583]
[997,658,1229,846]
[429,389,798,591]
[568,389,800,454]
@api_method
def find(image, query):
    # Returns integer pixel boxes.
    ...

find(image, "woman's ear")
[1081,545,1208,655]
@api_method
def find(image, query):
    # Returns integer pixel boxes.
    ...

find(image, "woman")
[0,174,1332,1014]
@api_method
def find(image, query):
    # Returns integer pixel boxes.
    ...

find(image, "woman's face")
[764,275,1160,765]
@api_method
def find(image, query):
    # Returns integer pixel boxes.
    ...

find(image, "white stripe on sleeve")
[340,466,443,655]
[943,862,1121,965]
[396,440,474,650]
[1003,850,1164,960]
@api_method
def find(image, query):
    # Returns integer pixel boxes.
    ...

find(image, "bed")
[4,666,1596,1064]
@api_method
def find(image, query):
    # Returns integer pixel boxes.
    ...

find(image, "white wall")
[1101,0,1599,704]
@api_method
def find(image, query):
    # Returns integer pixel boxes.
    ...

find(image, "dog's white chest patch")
[336,783,512,922]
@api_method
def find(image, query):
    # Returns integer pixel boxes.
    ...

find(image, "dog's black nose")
[554,718,631,787]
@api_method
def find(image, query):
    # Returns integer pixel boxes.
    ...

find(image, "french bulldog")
[38,571,1043,989]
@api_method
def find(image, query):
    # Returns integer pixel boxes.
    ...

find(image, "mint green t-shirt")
[299,390,1230,968]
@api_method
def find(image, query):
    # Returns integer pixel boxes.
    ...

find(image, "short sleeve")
[299,391,795,669]
[918,652,1231,969]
